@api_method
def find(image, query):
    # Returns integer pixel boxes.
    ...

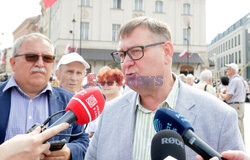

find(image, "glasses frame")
[110,42,165,63]
[99,81,115,86]
[14,52,55,63]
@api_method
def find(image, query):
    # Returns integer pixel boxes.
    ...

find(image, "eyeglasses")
[110,42,164,63]
[14,52,55,63]
[99,81,114,86]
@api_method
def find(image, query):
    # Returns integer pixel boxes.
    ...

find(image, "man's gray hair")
[12,33,54,57]
[118,16,172,42]
[200,69,212,82]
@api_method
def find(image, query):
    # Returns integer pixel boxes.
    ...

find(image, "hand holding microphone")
[154,108,226,160]
[0,123,69,160]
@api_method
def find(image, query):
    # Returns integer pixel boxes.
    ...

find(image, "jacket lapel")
[47,89,66,141]
[175,81,197,126]
[0,82,11,144]
[117,91,138,160]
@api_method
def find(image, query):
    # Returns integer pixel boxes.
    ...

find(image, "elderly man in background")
[56,52,90,93]
[221,63,246,142]
[195,69,216,96]
[0,33,89,160]
[186,74,195,86]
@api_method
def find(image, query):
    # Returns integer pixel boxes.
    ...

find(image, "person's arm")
[221,93,232,101]
[0,123,69,160]
[196,150,250,160]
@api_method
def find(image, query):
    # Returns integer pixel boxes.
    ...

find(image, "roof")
[76,48,204,64]
[78,48,114,61]
[172,52,204,64]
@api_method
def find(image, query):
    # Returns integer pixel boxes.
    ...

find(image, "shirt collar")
[136,74,180,113]
[3,76,52,96]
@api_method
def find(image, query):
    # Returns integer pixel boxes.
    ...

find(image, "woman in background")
[97,66,124,101]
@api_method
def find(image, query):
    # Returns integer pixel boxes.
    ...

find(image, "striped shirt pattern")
[133,77,180,160]
[3,76,51,141]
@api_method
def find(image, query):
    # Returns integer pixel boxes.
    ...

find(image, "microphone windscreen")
[66,88,105,125]
[151,130,186,160]
[154,108,193,136]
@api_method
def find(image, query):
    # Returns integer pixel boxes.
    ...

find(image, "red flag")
[74,48,78,52]
[64,43,72,54]
[179,50,187,59]
[43,0,58,9]
[188,52,193,58]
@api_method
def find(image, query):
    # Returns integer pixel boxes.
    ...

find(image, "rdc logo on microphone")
[86,95,97,108]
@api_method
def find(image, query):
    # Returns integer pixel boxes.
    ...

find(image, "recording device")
[151,130,186,160]
[154,108,227,160]
[27,88,105,151]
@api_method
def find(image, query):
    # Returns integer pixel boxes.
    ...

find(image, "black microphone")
[154,108,227,160]
[151,130,186,160]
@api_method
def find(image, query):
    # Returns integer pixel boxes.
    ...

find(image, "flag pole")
[79,0,82,55]
[213,54,219,96]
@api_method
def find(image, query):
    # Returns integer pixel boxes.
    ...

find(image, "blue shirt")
[226,74,246,103]
[3,76,51,141]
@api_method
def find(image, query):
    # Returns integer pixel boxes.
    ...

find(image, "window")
[135,0,143,11]
[81,0,90,6]
[232,53,234,63]
[155,1,163,13]
[112,24,121,41]
[238,34,240,45]
[235,52,237,64]
[239,50,241,63]
[228,40,230,49]
[235,36,237,46]
[231,38,233,48]
[223,43,225,52]
[226,42,227,50]
[226,55,228,64]
[81,22,89,40]
[113,0,121,9]
[183,28,190,45]
[183,3,190,15]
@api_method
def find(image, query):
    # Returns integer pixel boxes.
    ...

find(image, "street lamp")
[70,18,76,49]
[186,25,191,74]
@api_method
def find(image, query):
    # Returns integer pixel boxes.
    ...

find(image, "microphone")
[151,130,186,160]
[49,88,105,128]
[154,108,226,160]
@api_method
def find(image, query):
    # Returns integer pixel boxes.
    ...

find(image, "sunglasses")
[99,81,114,86]
[14,52,55,63]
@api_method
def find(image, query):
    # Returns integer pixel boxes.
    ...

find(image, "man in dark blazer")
[0,33,89,160]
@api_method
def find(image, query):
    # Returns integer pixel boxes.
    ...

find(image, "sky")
[0,0,249,49]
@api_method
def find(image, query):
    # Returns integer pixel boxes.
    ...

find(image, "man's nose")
[34,56,44,66]
[123,53,134,66]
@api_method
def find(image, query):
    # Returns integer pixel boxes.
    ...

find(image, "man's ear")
[55,70,60,81]
[10,57,16,72]
[162,41,174,57]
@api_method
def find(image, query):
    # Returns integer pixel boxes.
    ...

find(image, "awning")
[172,52,204,64]
[76,49,204,64]
[78,48,114,61]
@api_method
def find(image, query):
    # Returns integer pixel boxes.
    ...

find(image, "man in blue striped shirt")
[0,33,89,160]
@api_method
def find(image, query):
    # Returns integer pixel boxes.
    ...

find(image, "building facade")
[207,12,250,80]
[40,0,207,75]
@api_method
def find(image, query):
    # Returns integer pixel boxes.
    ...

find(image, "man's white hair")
[200,69,212,82]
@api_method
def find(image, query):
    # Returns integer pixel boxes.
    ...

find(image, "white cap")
[56,52,90,70]
[226,63,239,72]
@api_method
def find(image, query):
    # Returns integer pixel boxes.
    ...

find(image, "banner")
[43,0,58,9]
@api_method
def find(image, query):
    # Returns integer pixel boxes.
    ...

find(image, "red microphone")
[49,88,105,128]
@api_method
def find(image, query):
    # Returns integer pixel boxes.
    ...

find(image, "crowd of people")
[0,16,249,160]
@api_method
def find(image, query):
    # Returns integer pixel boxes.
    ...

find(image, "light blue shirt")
[3,76,51,141]
[226,74,246,103]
